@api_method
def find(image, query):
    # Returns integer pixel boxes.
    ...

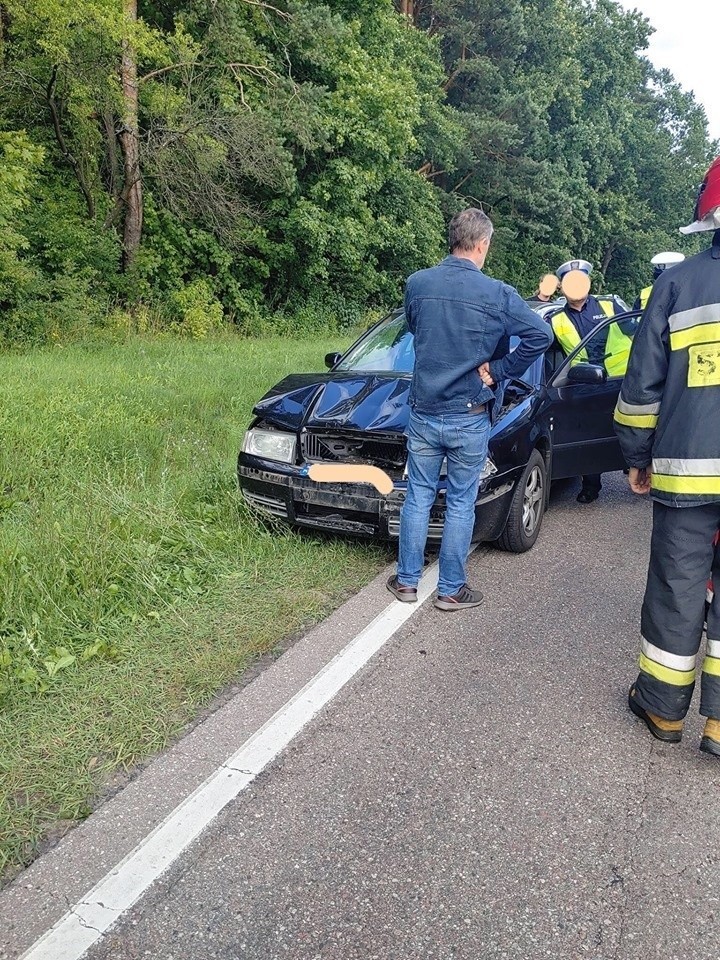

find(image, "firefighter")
[632,251,685,311]
[551,260,627,503]
[614,155,720,756]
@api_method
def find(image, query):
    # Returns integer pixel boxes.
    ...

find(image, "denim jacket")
[405,256,553,415]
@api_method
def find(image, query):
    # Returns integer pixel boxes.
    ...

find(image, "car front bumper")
[238,455,515,542]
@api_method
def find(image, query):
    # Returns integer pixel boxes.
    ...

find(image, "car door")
[542,313,642,479]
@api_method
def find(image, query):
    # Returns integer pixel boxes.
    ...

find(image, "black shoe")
[628,686,683,743]
[386,575,417,603]
[577,488,599,504]
[434,584,484,611]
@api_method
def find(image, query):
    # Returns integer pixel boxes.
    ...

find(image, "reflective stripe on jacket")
[614,230,720,506]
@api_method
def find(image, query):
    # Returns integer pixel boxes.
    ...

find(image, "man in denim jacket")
[387,208,553,610]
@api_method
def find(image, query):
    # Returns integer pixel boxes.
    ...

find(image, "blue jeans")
[397,410,490,597]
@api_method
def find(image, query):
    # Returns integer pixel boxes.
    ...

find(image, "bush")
[167,279,225,339]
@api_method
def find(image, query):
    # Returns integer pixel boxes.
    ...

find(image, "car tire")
[496,449,546,553]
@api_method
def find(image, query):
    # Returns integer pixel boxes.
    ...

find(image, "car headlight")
[242,428,296,464]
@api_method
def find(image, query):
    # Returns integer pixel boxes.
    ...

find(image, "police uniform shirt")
[564,295,609,364]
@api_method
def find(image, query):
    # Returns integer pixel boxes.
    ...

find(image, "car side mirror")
[324,352,342,369]
[566,363,607,385]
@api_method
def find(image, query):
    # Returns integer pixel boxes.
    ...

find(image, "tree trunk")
[398,0,414,20]
[102,108,121,201]
[119,0,142,269]
[601,241,616,275]
[46,66,96,220]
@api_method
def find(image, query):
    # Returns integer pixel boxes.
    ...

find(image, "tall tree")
[0,0,716,341]
[120,0,142,266]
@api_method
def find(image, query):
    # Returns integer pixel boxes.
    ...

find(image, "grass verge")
[0,335,388,880]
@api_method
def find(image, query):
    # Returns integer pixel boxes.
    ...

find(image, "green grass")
[0,335,388,879]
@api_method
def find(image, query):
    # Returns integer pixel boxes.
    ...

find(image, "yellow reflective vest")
[639,285,653,310]
[551,299,631,376]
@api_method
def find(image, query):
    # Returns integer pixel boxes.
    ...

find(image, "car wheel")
[496,449,546,553]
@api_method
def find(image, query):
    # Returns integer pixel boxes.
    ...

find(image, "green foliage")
[0,131,44,313]
[413,0,716,300]
[0,0,718,334]
[167,278,224,338]
[2,175,123,344]
[272,1,451,307]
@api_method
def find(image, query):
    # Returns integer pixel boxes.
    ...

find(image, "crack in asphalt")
[68,905,103,936]
[79,900,122,912]
[665,853,720,881]
[220,764,256,775]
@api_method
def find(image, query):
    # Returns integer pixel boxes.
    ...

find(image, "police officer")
[550,259,627,503]
[614,155,720,756]
[632,251,685,311]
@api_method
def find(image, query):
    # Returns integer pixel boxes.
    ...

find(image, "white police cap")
[650,251,685,267]
[556,259,593,280]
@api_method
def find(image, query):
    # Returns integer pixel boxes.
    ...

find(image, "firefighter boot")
[628,687,683,743]
[700,719,720,757]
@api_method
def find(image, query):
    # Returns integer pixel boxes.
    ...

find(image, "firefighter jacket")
[551,297,631,376]
[614,230,720,506]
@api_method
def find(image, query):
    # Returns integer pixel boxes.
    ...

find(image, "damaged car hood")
[253,373,412,434]
[252,372,527,438]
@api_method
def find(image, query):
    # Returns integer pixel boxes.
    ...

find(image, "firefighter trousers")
[634,501,720,721]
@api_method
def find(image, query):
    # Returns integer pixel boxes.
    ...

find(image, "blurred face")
[538,274,559,299]
[561,270,591,309]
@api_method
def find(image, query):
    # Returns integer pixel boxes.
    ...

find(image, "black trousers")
[634,501,720,721]
[581,473,602,494]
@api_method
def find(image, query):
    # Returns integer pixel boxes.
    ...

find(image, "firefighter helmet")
[680,156,720,234]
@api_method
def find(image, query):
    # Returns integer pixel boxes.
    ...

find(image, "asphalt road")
[7,472,720,960]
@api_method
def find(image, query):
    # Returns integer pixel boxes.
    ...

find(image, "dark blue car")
[238,300,637,552]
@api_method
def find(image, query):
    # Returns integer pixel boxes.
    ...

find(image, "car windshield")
[336,311,543,385]
[336,313,414,373]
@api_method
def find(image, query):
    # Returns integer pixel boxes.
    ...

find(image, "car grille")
[242,490,288,518]
[387,517,444,540]
[301,432,406,476]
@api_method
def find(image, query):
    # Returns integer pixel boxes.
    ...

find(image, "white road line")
[20,563,441,960]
